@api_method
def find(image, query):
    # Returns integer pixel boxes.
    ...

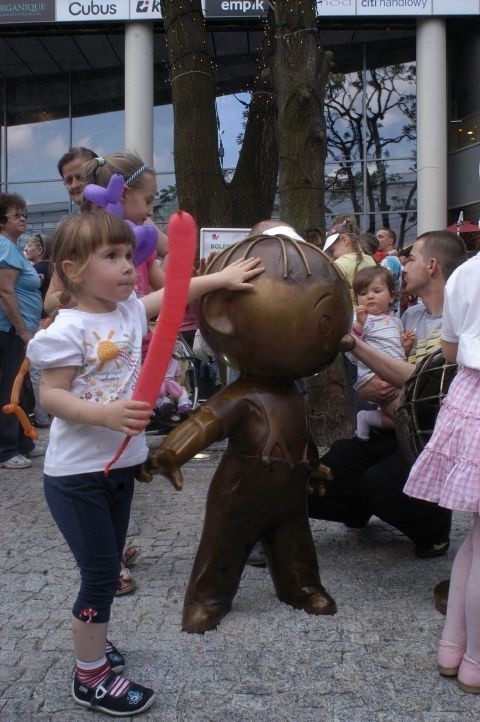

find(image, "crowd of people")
[1,145,478,713]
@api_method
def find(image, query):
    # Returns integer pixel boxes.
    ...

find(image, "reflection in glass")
[449,111,480,152]
[7,117,69,186]
[325,58,417,246]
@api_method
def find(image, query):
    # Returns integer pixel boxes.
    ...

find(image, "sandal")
[122,544,139,567]
[115,567,137,597]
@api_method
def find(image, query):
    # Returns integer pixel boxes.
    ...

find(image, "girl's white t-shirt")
[27,293,149,476]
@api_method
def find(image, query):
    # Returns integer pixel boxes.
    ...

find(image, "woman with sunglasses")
[0,193,45,468]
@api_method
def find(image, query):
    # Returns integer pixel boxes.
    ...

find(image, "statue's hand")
[338,334,356,352]
[144,448,184,491]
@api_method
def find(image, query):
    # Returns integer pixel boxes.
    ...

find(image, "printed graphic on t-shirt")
[407,327,442,365]
[80,326,140,402]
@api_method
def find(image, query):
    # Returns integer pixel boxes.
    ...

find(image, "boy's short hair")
[416,230,467,280]
[52,210,135,291]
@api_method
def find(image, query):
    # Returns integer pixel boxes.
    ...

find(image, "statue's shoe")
[182,601,231,634]
[288,587,337,616]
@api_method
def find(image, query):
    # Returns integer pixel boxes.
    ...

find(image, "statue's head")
[199,234,353,381]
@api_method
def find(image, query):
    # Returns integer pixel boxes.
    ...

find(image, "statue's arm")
[140,405,226,489]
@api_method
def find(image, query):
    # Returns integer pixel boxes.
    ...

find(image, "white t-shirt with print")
[27,293,149,476]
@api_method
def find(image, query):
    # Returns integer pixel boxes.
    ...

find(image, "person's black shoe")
[434,579,450,615]
[72,672,155,716]
[414,541,449,559]
[105,639,125,673]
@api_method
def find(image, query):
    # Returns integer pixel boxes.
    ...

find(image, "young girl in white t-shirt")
[27,210,263,717]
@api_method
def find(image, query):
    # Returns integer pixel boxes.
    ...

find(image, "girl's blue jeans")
[44,467,135,623]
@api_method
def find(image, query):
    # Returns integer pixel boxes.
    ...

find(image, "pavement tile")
[2,431,480,720]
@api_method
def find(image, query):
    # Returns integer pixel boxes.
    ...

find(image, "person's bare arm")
[357,375,399,404]
[141,256,264,320]
[350,336,415,389]
[0,268,33,342]
[441,339,458,364]
[40,366,152,434]
[147,258,165,291]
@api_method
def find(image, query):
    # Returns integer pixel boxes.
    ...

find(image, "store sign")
[56,1,130,22]
[203,0,269,18]
[0,0,477,24]
[0,1,55,23]
[432,0,479,13]
[316,0,479,14]
[317,0,356,16]
[357,0,432,16]
[130,0,163,19]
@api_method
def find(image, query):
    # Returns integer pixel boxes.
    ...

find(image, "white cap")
[322,233,340,252]
[262,225,304,241]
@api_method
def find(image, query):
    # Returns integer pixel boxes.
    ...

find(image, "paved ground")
[2,429,479,721]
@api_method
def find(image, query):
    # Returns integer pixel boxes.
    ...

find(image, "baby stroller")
[146,334,199,435]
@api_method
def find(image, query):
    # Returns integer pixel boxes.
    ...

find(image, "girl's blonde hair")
[51,210,135,292]
[329,213,359,235]
[340,231,364,269]
[82,151,155,198]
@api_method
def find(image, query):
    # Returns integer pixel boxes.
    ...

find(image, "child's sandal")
[122,544,139,567]
[116,567,136,596]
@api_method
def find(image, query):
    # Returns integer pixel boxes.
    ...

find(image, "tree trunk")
[269,0,330,236]
[162,0,352,446]
[269,1,352,447]
[161,0,278,229]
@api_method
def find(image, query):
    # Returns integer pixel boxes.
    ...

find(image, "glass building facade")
[0,14,478,245]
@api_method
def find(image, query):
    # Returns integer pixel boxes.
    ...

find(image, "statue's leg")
[182,479,256,633]
[264,505,337,616]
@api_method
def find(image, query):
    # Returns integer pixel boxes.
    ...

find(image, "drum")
[394,349,458,464]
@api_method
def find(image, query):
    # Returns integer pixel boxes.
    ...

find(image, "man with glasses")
[58,147,96,209]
